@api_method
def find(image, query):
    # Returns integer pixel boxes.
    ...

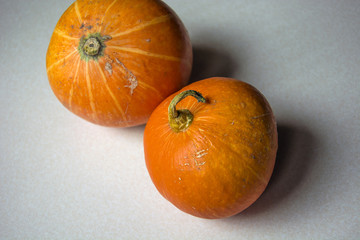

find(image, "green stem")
[168,90,206,132]
[83,37,101,56]
[78,33,111,61]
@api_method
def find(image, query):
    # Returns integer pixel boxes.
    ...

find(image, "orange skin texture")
[144,77,278,219]
[46,0,192,127]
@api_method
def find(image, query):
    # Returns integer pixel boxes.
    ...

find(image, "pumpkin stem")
[78,33,106,61]
[83,37,101,56]
[168,90,206,132]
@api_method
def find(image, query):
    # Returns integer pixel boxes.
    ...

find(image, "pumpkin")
[46,0,192,127]
[144,77,278,219]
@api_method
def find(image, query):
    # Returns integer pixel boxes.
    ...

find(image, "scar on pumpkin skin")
[194,149,208,166]
[104,54,114,75]
[194,159,206,166]
[105,62,113,75]
[115,58,138,95]
[195,149,208,158]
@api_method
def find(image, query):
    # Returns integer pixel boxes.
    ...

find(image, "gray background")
[1,0,359,239]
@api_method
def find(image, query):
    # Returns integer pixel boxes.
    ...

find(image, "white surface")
[1,0,359,239]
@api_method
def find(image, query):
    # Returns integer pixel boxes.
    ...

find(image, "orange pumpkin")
[46,0,192,127]
[144,77,278,219]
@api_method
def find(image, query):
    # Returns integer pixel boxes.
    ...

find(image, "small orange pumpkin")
[144,77,278,219]
[46,0,192,127]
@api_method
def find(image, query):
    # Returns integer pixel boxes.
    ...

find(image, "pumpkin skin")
[144,77,278,219]
[46,0,192,127]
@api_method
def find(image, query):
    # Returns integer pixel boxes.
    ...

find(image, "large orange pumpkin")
[46,0,192,127]
[144,77,278,219]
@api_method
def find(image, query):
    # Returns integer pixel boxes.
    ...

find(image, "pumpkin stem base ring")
[78,33,106,61]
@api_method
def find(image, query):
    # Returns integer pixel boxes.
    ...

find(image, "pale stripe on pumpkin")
[74,1,83,25]
[68,57,81,109]
[110,14,171,38]
[46,48,78,72]
[107,46,181,62]
[54,29,78,40]
[194,131,268,185]
[98,0,119,32]
[95,61,128,123]
[137,81,165,100]
[85,61,97,121]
